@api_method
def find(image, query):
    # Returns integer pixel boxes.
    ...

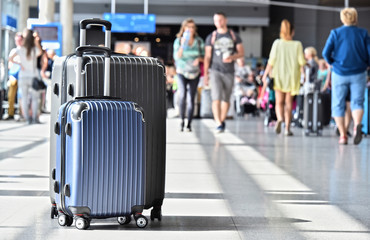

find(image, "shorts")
[210,70,234,102]
[331,71,367,117]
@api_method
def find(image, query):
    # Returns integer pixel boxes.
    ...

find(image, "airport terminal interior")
[0,0,370,239]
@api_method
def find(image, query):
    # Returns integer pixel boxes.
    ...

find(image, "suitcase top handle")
[75,46,111,97]
[80,18,111,48]
[80,19,112,31]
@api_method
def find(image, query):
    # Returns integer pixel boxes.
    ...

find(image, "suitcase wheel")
[134,214,148,228]
[117,215,131,225]
[150,208,162,221]
[50,205,58,219]
[75,217,90,230]
[58,213,73,227]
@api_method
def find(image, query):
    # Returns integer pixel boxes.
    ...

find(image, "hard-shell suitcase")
[293,94,304,128]
[303,91,324,136]
[54,46,148,229]
[303,66,324,136]
[49,19,166,220]
[200,88,213,118]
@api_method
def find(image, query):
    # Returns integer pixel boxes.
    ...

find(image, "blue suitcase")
[54,46,148,230]
[362,88,369,135]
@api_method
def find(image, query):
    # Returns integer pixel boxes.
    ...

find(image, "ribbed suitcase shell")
[304,92,323,134]
[50,54,166,210]
[55,100,145,217]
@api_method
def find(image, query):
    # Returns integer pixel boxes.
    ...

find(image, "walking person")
[5,32,23,120]
[260,19,306,136]
[173,18,204,132]
[322,7,370,145]
[203,12,244,133]
[8,29,43,124]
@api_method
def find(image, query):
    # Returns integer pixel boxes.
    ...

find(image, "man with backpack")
[203,12,244,133]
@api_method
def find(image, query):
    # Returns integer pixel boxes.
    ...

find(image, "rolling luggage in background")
[303,66,330,136]
[292,94,304,128]
[200,88,213,118]
[304,91,324,135]
[54,46,147,229]
[362,87,370,135]
[50,19,166,221]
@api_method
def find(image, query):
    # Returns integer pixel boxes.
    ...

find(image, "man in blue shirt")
[322,7,370,145]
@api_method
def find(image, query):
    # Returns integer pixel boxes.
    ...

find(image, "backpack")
[209,29,237,64]
[210,29,237,47]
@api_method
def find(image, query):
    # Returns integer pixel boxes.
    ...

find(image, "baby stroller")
[234,81,259,116]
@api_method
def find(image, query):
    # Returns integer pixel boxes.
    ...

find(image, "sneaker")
[275,121,282,134]
[353,124,363,145]
[338,136,348,145]
[284,130,293,136]
[216,124,224,133]
[186,125,192,132]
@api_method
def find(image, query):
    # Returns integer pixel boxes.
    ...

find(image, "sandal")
[353,124,363,145]
[275,120,282,134]
[338,136,348,145]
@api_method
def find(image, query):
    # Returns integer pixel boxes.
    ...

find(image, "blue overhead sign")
[103,13,156,33]
[2,15,17,29]
[31,23,63,56]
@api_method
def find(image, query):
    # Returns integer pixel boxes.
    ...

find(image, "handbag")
[32,77,46,91]
[31,48,47,91]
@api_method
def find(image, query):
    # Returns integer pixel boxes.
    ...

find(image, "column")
[18,0,29,31]
[60,0,73,55]
[39,0,55,23]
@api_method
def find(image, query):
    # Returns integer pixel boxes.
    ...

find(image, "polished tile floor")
[0,114,370,240]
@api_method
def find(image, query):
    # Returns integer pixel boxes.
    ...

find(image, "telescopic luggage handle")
[75,46,112,97]
[79,18,112,48]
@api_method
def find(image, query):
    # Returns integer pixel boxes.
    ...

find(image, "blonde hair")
[280,19,294,40]
[340,8,358,26]
[176,18,198,38]
[304,46,319,63]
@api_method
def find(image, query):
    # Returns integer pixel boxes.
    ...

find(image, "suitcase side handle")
[75,46,111,97]
[79,18,112,48]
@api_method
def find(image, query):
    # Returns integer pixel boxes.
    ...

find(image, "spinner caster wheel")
[134,214,148,228]
[58,214,67,226]
[117,215,131,225]
[75,217,89,230]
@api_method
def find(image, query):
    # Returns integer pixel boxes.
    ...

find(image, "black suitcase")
[292,94,304,128]
[49,19,166,220]
[304,91,325,136]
